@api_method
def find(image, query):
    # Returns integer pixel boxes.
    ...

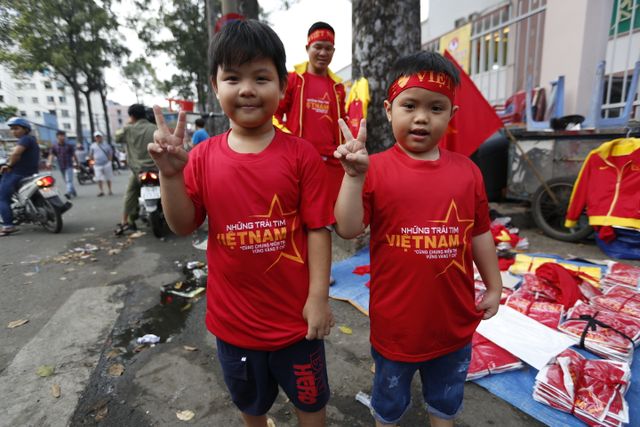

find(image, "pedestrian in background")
[0,117,40,236]
[47,130,77,199]
[191,118,209,146]
[89,131,114,197]
[274,21,347,207]
[114,103,156,235]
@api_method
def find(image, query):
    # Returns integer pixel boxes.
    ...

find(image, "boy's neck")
[398,144,441,161]
[228,124,276,154]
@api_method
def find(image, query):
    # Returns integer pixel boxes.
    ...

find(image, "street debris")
[106,348,124,359]
[176,409,195,421]
[355,391,372,408]
[161,260,207,305]
[36,365,55,377]
[183,345,198,352]
[338,325,353,335]
[94,404,108,421]
[107,363,125,376]
[7,319,29,328]
[136,334,160,345]
[267,418,276,427]
[51,383,61,398]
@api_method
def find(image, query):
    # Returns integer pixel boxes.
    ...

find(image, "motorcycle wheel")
[531,176,592,242]
[33,195,63,233]
[149,210,165,238]
[77,173,87,185]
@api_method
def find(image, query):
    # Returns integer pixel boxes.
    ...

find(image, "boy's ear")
[449,105,459,121]
[279,79,287,100]
[383,100,392,122]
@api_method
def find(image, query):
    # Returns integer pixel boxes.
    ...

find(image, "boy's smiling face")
[213,57,285,134]
[384,87,457,160]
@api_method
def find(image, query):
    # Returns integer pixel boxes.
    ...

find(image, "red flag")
[441,50,503,157]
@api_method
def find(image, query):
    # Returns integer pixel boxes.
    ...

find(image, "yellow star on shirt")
[251,194,304,271]
[429,199,474,277]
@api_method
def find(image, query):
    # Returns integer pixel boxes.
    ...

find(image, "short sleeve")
[298,144,334,229]
[182,150,207,229]
[472,164,491,236]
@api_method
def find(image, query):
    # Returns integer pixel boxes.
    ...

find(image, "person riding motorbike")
[0,117,40,236]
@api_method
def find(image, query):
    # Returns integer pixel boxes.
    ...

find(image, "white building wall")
[539,0,614,117]
[0,65,107,141]
[423,0,503,43]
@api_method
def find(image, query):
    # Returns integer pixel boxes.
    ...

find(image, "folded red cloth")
[535,263,584,309]
[352,265,370,275]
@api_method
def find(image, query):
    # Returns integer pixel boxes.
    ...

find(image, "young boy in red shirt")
[334,51,503,427]
[148,20,334,427]
[274,21,347,206]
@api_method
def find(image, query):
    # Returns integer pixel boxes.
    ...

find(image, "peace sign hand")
[334,118,369,177]
[147,105,189,178]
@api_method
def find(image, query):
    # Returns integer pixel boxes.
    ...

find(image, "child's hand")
[147,105,188,177]
[476,289,501,320]
[334,118,369,177]
[302,295,335,340]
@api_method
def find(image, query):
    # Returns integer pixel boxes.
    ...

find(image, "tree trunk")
[70,78,84,145]
[99,88,112,144]
[221,0,258,19]
[83,91,95,140]
[352,0,421,153]
[206,0,228,135]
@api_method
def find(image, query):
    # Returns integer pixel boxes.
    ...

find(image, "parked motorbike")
[76,159,95,185]
[138,168,167,238]
[0,161,72,233]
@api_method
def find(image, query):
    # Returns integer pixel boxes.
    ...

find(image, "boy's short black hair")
[209,19,287,87]
[56,130,66,136]
[389,51,460,90]
[195,118,205,128]
[128,103,146,120]
[307,21,334,36]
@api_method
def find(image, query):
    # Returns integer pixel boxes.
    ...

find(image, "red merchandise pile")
[467,332,523,380]
[505,294,564,329]
[558,301,640,363]
[592,285,640,320]
[533,349,630,427]
[601,262,640,291]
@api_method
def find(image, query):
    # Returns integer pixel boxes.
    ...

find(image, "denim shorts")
[216,337,330,416]
[370,343,472,424]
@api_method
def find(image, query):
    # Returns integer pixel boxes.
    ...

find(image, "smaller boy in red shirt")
[148,20,334,427]
[334,51,503,427]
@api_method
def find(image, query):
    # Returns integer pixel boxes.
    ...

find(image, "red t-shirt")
[183,129,333,350]
[301,72,337,159]
[363,145,491,362]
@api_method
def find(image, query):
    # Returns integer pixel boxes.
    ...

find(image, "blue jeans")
[370,343,472,424]
[0,172,24,228]
[60,167,75,195]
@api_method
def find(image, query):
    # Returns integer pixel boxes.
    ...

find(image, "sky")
[104,0,429,108]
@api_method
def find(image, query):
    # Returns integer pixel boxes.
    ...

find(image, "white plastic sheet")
[476,305,576,369]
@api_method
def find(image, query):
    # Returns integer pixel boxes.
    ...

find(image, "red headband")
[307,29,335,46]
[387,72,456,103]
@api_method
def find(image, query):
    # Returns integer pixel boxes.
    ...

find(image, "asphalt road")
[3,168,634,426]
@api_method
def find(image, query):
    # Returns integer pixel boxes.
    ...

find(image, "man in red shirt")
[334,51,503,427]
[274,21,347,206]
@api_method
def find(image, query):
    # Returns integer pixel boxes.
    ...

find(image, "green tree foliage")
[0,105,19,121]
[130,0,213,112]
[0,0,126,143]
[122,57,159,103]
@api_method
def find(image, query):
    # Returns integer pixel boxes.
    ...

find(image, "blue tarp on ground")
[329,248,639,427]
